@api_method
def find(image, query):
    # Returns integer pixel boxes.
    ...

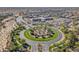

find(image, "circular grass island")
[24,25,59,41]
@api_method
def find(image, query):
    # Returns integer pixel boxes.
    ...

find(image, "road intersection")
[19,28,64,52]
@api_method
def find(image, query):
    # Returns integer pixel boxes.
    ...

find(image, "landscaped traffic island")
[24,25,59,41]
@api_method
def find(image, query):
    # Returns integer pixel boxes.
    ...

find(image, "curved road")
[16,16,65,52]
[19,28,64,52]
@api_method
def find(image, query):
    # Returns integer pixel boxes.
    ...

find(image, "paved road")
[19,28,64,52]
[16,16,64,52]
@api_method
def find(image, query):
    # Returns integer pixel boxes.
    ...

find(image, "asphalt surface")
[16,17,64,52]
[19,29,64,52]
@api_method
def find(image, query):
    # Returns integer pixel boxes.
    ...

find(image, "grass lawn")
[24,28,59,41]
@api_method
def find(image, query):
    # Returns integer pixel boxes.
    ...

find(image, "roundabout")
[24,25,59,41]
[19,25,64,52]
